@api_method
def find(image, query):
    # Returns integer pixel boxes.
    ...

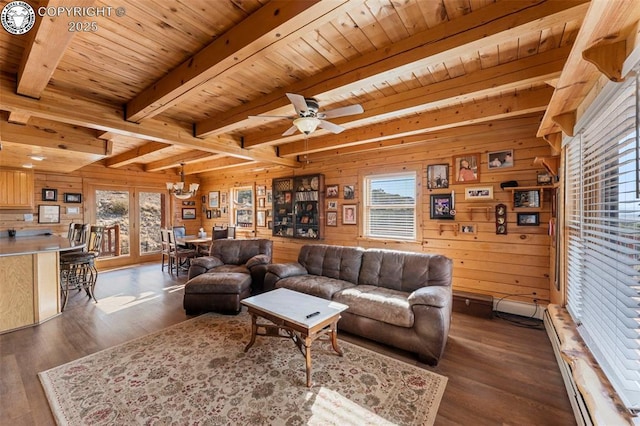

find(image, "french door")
[87,184,168,268]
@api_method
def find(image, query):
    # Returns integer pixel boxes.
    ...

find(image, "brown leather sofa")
[264,244,453,365]
[184,239,272,314]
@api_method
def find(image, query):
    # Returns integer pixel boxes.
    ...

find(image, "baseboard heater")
[544,304,634,426]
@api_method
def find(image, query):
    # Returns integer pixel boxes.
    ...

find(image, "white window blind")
[363,172,416,240]
[565,73,640,413]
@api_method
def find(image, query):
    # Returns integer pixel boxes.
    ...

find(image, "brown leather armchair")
[184,239,273,314]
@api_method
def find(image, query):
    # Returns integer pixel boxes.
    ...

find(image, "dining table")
[176,235,212,255]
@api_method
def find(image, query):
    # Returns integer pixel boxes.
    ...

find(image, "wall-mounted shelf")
[533,156,559,178]
[438,223,459,236]
[468,206,491,221]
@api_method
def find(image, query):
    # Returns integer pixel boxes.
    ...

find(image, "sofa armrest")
[263,262,308,292]
[408,286,451,309]
[246,254,271,269]
[266,262,308,279]
[188,256,224,280]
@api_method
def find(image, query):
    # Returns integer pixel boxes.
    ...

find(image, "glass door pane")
[95,189,130,257]
[139,191,163,255]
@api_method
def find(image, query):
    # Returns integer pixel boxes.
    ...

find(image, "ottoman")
[183,272,252,314]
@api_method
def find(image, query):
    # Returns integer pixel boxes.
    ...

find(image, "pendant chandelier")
[166,163,199,200]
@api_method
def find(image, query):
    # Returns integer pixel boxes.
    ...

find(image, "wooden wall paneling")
[198,118,553,304]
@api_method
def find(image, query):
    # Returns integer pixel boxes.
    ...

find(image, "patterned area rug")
[39,312,447,425]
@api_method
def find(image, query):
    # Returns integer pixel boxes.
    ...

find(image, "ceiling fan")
[250,93,364,136]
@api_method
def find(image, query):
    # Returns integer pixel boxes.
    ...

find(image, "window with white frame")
[363,172,416,240]
[565,72,640,412]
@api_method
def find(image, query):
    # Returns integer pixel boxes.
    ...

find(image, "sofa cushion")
[298,244,364,284]
[359,249,452,293]
[211,264,250,275]
[209,239,273,266]
[275,275,356,300]
[333,285,413,328]
[185,272,251,294]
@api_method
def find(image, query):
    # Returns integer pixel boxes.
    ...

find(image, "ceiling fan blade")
[282,125,299,136]
[286,93,309,115]
[318,120,345,134]
[320,104,364,119]
[248,114,294,119]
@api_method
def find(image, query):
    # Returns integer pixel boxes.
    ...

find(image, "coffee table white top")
[241,288,348,329]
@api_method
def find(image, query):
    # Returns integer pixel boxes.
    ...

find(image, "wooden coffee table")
[241,288,348,387]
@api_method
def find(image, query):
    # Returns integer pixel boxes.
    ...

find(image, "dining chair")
[160,229,171,271]
[227,226,236,239]
[168,228,196,276]
[213,227,228,240]
[172,225,186,238]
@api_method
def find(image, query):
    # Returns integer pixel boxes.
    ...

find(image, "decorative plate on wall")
[495,203,507,235]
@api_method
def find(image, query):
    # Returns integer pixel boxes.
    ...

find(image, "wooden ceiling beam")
[105,142,170,168]
[304,115,545,161]
[144,152,218,172]
[537,0,640,137]
[278,87,553,157]
[243,46,570,147]
[195,0,589,138]
[126,0,353,122]
[17,0,95,98]
[0,120,109,156]
[183,157,256,174]
[7,111,31,125]
[0,74,299,168]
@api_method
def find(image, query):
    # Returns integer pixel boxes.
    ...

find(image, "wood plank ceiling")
[0,0,625,176]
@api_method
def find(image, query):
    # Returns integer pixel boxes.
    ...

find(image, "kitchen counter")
[0,235,85,333]
[0,235,84,257]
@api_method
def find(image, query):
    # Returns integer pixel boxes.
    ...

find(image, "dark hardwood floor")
[0,264,576,425]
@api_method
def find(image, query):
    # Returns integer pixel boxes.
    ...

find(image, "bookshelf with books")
[272,174,324,239]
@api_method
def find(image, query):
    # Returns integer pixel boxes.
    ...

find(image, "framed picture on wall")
[487,149,514,169]
[460,224,477,234]
[327,211,337,226]
[342,205,357,224]
[430,194,454,219]
[63,193,82,203]
[464,186,493,200]
[38,205,60,223]
[326,184,339,198]
[42,188,57,201]
[257,211,266,227]
[208,191,220,208]
[453,153,480,183]
[182,208,196,220]
[343,185,355,199]
[517,212,540,226]
[514,189,541,208]
[427,164,449,189]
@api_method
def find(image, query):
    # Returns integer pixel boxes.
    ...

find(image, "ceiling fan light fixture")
[293,117,320,135]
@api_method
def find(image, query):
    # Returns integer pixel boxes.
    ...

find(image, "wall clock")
[495,203,507,235]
